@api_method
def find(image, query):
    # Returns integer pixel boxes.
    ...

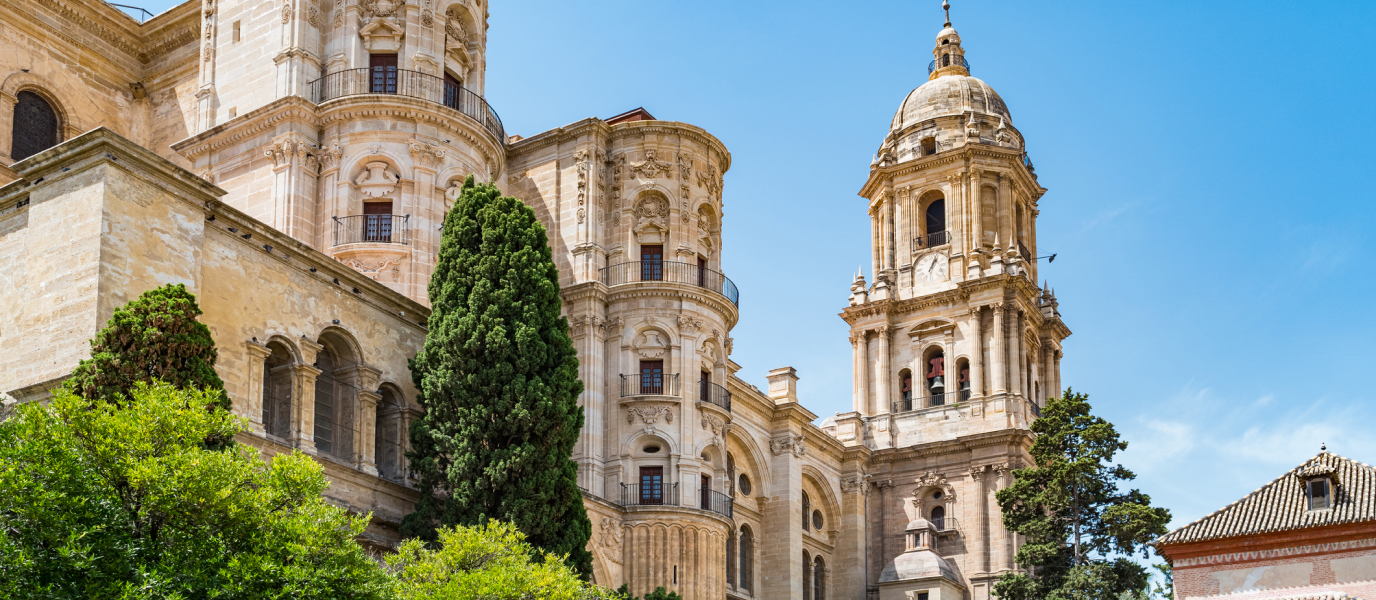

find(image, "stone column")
[989,303,1006,394]
[292,338,323,454]
[852,330,870,416]
[762,430,805,599]
[357,388,381,475]
[244,341,273,434]
[969,169,983,252]
[1053,350,1063,401]
[968,307,985,398]
[883,190,896,272]
[837,467,869,600]
[875,325,891,415]
[870,208,881,278]
[1010,307,1023,399]
[969,467,989,575]
[993,464,1012,573]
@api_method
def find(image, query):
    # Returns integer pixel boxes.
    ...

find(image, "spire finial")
[943,0,951,28]
[1322,442,1328,452]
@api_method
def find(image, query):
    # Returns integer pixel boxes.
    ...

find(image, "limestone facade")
[0,1,1068,599]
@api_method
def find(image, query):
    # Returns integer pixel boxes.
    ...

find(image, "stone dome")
[906,517,933,531]
[888,74,1011,138]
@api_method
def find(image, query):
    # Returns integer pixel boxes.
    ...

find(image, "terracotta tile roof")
[1157,452,1376,546]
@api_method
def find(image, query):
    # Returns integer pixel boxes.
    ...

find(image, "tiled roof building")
[1157,451,1376,600]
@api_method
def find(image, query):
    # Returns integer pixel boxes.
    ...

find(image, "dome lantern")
[930,1,970,80]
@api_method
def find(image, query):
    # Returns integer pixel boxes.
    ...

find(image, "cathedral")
[0,0,1066,598]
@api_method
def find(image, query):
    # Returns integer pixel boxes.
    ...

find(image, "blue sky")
[132,0,1376,536]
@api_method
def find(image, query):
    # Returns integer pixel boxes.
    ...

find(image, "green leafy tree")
[69,283,226,408]
[995,389,1172,600]
[610,584,682,600]
[389,520,608,600]
[0,382,393,599]
[401,176,592,576]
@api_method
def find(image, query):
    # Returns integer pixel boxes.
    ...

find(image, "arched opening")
[922,347,947,406]
[930,505,946,531]
[921,137,937,156]
[801,490,811,530]
[262,341,295,439]
[803,550,813,600]
[924,198,947,246]
[375,386,404,480]
[12,90,60,161]
[956,357,971,401]
[942,53,951,67]
[726,527,738,589]
[898,368,913,412]
[813,555,827,600]
[312,334,358,462]
[738,525,754,592]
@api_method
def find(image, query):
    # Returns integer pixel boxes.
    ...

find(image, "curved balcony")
[699,380,732,413]
[619,483,734,519]
[332,214,409,246]
[928,56,972,75]
[620,373,680,398]
[601,260,739,307]
[308,68,506,146]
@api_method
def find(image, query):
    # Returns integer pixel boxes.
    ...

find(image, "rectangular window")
[1309,479,1331,510]
[232,21,241,43]
[701,370,711,404]
[640,466,664,505]
[443,72,463,111]
[701,474,711,510]
[697,256,707,287]
[639,360,664,395]
[640,244,663,281]
[369,54,399,94]
[362,202,394,243]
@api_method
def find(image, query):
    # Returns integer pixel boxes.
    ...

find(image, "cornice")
[172,96,318,159]
[859,144,1044,201]
[559,280,609,304]
[509,118,732,175]
[605,284,739,330]
[507,118,612,155]
[865,427,1034,466]
[317,95,505,170]
[610,120,732,174]
[839,273,1041,324]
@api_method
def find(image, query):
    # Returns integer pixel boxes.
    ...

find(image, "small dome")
[888,75,1010,138]
[906,517,932,531]
[936,26,960,44]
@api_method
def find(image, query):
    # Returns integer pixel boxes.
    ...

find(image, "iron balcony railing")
[308,68,506,146]
[1022,153,1036,174]
[914,230,950,249]
[620,373,680,397]
[700,489,734,519]
[620,482,679,507]
[699,380,732,412]
[1017,240,1032,263]
[332,214,410,246]
[600,260,739,307]
[893,389,971,413]
[928,55,972,75]
[932,516,960,533]
[1030,401,1042,418]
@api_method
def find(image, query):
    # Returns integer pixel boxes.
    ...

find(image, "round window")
[933,490,943,500]
[738,473,752,496]
[643,445,661,454]
[812,509,824,530]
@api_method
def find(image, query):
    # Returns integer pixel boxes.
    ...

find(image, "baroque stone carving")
[627,406,672,425]
[599,517,623,551]
[632,329,668,359]
[677,314,702,334]
[696,166,720,197]
[343,258,402,280]
[677,153,692,180]
[631,150,673,179]
[281,0,292,23]
[841,474,870,495]
[319,142,342,169]
[408,142,445,168]
[770,434,806,457]
[361,0,403,18]
[354,161,399,198]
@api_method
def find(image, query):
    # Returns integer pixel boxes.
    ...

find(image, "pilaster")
[243,340,273,434]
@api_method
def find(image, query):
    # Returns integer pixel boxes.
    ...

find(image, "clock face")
[916,253,948,283]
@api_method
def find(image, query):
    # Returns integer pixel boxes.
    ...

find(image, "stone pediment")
[359,18,405,53]
[908,319,954,338]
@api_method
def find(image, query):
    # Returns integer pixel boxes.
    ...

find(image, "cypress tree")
[69,283,226,407]
[402,176,592,576]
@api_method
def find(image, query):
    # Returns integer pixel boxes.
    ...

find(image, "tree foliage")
[401,176,592,576]
[388,521,608,600]
[0,382,392,600]
[995,389,1172,600]
[69,283,226,408]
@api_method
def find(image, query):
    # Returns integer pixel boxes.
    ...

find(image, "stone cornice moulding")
[509,118,732,176]
[172,96,319,159]
[1,128,432,330]
[316,95,505,170]
[840,274,1044,324]
[859,144,1043,201]
[604,286,739,330]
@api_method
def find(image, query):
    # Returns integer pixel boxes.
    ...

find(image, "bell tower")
[833,3,1072,599]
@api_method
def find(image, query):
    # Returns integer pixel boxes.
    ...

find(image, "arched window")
[803,551,813,600]
[739,525,754,591]
[813,555,827,600]
[313,349,355,460]
[375,387,404,480]
[924,198,946,243]
[262,341,294,439]
[726,528,738,589]
[942,53,951,67]
[931,505,946,531]
[899,369,913,411]
[956,357,971,401]
[801,491,811,530]
[12,91,60,161]
[924,348,947,405]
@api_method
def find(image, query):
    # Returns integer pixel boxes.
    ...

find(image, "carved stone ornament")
[333,0,344,26]
[634,195,669,221]
[632,329,669,359]
[841,475,870,495]
[263,139,308,168]
[770,434,806,457]
[281,0,292,23]
[913,471,956,501]
[627,406,672,425]
[361,0,403,18]
[354,161,399,198]
[319,141,342,169]
[599,316,625,336]
[631,150,673,179]
[599,517,623,551]
[677,154,692,180]
[306,0,320,27]
[677,314,703,335]
[343,257,402,280]
[409,142,446,168]
[701,414,726,436]
[696,166,720,197]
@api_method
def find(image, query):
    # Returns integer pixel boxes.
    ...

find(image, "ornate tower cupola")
[930,1,970,79]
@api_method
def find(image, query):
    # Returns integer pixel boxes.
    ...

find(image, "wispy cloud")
[1078,203,1134,234]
